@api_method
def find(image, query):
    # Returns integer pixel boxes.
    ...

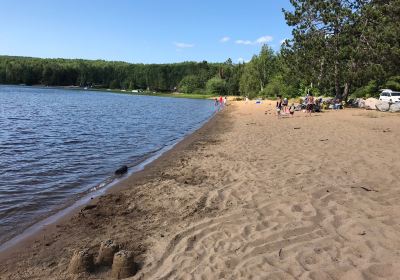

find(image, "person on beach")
[219,96,224,109]
[214,98,219,107]
[276,95,282,118]
[289,103,296,117]
[224,96,227,106]
[245,96,249,103]
[282,97,288,113]
[306,93,314,116]
[334,98,341,110]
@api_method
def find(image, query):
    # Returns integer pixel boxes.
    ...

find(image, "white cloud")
[220,36,230,43]
[235,35,274,46]
[237,57,250,63]
[256,35,273,44]
[235,40,252,45]
[174,42,194,48]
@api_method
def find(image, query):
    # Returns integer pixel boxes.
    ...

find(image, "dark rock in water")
[115,165,128,176]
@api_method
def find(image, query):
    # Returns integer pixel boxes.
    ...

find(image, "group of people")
[275,95,297,118]
[215,96,227,110]
[275,93,315,118]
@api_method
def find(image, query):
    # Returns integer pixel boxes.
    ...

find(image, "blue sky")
[0,0,293,64]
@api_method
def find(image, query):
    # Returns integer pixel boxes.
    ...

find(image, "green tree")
[109,79,120,89]
[283,0,400,100]
[0,56,225,93]
[178,75,204,93]
[284,0,356,100]
[206,77,226,95]
[239,45,278,97]
[239,57,260,98]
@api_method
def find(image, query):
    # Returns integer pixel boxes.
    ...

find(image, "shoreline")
[0,109,217,252]
[0,84,217,251]
[0,131,195,253]
[2,102,400,279]
[0,84,216,100]
[0,104,225,263]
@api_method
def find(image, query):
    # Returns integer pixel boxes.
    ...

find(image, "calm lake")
[0,85,215,244]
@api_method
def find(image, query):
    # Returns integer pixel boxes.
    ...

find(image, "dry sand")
[1,101,400,279]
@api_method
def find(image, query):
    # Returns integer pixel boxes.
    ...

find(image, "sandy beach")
[1,101,400,279]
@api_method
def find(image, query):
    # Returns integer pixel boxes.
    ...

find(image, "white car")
[379,89,400,103]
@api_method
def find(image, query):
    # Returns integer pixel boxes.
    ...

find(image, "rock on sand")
[375,101,390,112]
[364,98,379,110]
[389,102,400,113]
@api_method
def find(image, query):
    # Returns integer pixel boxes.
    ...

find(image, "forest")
[0,0,399,100]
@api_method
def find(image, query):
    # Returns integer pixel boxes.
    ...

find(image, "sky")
[0,0,293,64]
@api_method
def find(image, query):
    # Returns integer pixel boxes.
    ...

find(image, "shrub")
[178,75,204,93]
[261,75,297,98]
[109,79,120,89]
[351,80,379,98]
[206,77,226,95]
[384,76,400,91]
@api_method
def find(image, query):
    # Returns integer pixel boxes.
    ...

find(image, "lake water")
[0,85,215,245]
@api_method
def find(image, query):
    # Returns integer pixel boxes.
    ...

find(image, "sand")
[1,101,400,280]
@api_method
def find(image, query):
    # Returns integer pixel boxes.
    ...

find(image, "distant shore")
[2,102,400,279]
[1,83,217,100]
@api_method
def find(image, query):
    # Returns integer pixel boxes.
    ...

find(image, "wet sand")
[1,101,400,279]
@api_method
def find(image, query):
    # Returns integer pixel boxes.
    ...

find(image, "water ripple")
[0,85,215,244]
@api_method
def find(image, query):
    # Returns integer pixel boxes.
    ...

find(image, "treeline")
[237,0,400,99]
[281,0,400,100]
[0,0,399,99]
[0,56,242,95]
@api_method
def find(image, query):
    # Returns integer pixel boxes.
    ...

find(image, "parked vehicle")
[379,89,400,103]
